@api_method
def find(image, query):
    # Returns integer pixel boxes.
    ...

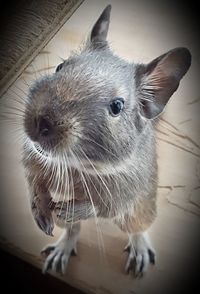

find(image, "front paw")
[32,199,54,236]
[54,200,93,223]
[54,201,74,222]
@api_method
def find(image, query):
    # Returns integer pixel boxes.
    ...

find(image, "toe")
[42,250,57,274]
[51,251,63,273]
[125,255,136,274]
[141,251,149,273]
[135,251,149,277]
[135,254,143,276]
[61,254,69,275]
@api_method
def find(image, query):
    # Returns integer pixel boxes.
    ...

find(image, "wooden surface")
[0,0,200,293]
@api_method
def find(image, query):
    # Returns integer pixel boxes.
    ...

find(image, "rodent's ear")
[136,47,191,119]
[90,5,111,45]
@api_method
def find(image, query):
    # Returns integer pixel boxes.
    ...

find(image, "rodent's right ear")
[90,5,111,45]
[135,47,191,119]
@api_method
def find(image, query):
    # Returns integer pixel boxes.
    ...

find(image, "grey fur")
[22,5,191,275]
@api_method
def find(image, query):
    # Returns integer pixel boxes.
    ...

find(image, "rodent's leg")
[54,200,98,223]
[115,216,156,277]
[27,177,54,236]
[114,195,156,276]
[123,232,155,277]
[41,222,81,274]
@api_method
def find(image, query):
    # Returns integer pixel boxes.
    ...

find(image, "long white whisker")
[78,147,114,214]
[71,149,106,257]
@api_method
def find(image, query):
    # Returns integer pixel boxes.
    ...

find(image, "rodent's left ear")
[136,47,191,119]
[90,5,111,45]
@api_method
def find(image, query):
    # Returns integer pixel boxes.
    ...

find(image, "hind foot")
[124,232,155,277]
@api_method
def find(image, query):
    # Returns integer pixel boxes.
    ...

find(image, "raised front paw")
[31,197,54,236]
[124,232,155,277]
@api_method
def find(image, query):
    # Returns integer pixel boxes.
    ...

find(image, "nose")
[38,116,53,137]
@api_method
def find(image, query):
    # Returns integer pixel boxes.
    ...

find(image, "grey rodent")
[22,5,191,276]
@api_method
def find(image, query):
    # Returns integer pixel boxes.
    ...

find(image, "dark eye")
[55,62,64,72]
[109,98,124,116]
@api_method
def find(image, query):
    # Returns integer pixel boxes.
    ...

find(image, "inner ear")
[136,47,191,119]
[90,5,111,45]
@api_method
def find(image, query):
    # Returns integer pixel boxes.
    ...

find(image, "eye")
[55,62,64,72]
[109,98,124,117]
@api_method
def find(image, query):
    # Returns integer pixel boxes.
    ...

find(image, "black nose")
[38,117,53,137]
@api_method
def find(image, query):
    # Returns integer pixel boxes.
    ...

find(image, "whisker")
[21,75,31,88]
[78,146,114,212]
[0,103,26,114]
[72,132,118,160]
[14,83,28,98]
[73,148,110,210]
[5,93,26,108]
[8,88,27,104]
[0,111,25,119]
[64,152,74,230]
[70,149,106,257]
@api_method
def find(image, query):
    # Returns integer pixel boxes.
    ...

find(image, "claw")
[148,249,156,264]
[46,222,54,236]
[71,248,77,256]
[31,195,54,236]
[125,256,136,274]
[34,211,54,236]
[123,244,130,253]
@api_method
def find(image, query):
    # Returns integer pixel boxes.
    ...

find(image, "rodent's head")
[24,5,191,173]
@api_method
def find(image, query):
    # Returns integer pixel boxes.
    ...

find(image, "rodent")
[22,5,191,276]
